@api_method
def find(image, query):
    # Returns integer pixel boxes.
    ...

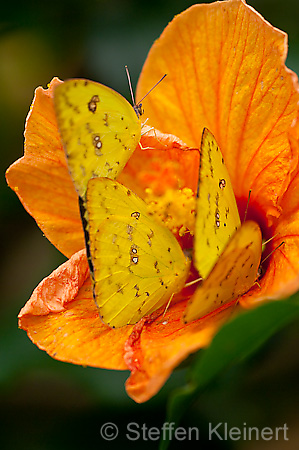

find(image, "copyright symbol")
[100,422,118,441]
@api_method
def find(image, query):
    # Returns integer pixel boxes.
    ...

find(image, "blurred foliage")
[1,1,299,449]
[162,296,299,449]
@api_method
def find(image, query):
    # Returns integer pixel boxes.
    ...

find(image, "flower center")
[145,187,196,237]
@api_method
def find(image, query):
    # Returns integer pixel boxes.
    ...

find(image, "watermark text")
[209,422,289,441]
[99,421,289,442]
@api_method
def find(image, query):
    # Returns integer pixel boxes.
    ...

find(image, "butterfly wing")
[184,220,262,323]
[86,177,190,328]
[54,79,141,198]
[194,128,241,278]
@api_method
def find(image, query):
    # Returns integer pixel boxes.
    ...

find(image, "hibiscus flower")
[6,0,299,403]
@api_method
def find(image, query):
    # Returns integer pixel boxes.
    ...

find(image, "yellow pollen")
[145,187,196,236]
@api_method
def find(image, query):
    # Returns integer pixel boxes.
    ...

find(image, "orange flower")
[6,0,299,403]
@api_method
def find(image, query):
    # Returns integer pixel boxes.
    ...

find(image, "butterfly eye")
[134,103,144,118]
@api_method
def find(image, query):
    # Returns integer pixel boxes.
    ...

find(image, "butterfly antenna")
[243,189,252,222]
[125,65,136,106]
[184,277,203,288]
[262,232,280,253]
[136,73,167,106]
[263,233,279,246]
[161,293,174,320]
[261,241,285,265]
[125,66,167,118]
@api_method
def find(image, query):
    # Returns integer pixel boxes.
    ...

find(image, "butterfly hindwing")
[86,177,190,328]
[184,221,262,322]
[194,128,241,279]
[54,79,141,198]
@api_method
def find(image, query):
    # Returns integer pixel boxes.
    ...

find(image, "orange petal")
[240,123,299,307]
[241,178,299,307]
[6,78,84,258]
[278,129,299,216]
[119,126,199,197]
[137,0,299,220]
[19,250,132,369]
[125,301,233,403]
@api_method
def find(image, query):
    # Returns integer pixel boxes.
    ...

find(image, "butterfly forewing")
[54,79,141,198]
[184,220,262,323]
[86,178,190,328]
[194,129,241,279]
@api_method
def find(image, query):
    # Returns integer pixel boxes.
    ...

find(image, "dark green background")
[1,1,299,449]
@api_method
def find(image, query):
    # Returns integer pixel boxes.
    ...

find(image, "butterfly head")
[126,65,166,119]
[134,102,144,118]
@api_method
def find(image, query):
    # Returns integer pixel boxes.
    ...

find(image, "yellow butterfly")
[54,78,142,198]
[86,177,190,328]
[183,129,262,323]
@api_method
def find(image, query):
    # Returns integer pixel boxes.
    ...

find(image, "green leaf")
[160,295,299,450]
[190,296,299,386]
